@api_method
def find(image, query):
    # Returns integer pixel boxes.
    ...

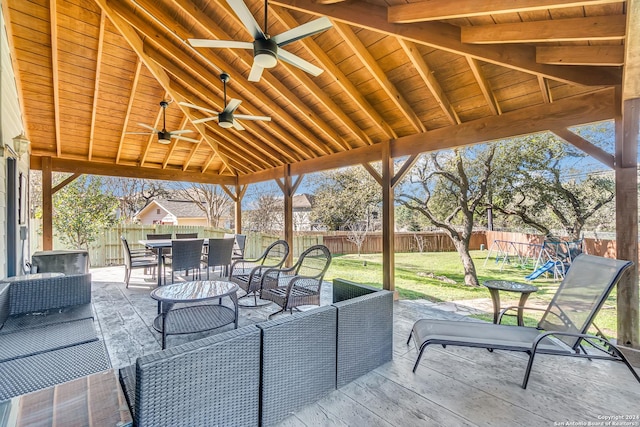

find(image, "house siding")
[1,9,30,278]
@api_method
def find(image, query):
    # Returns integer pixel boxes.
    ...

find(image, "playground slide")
[525,260,557,281]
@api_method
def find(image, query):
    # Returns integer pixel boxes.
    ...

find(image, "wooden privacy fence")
[322,232,486,255]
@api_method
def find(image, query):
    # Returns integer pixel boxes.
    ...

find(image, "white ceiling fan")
[128,101,199,144]
[180,73,271,131]
[188,0,332,82]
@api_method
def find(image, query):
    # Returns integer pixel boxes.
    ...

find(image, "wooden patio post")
[42,156,53,251]
[221,183,246,234]
[276,165,303,267]
[615,93,640,348]
[381,140,395,293]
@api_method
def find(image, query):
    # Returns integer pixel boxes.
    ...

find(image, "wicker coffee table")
[150,280,239,349]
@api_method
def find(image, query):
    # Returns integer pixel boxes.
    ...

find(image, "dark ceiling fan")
[128,101,199,144]
[180,73,271,131]
[188,0,332,82]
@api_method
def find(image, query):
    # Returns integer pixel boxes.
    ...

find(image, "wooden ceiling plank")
[50,0,61,157]
[462,15,626,44]
[271,6,396,140]
[31,156,237,184]
[398,39,459,125]
[538,75,552,103]
[95,0,238,174]
[162,116,189,169]
[537,45,625,66]
[116,59,142,163]
[151,0,339,157]
[623,0,640,99]
[551,127,615,168]
[183,137,204,171]
[333,22,426,133]
[270,0,621,86]
[141,41,306,163]
[466,57,501,115]
[88,11,106,162]
[388,0,623,23]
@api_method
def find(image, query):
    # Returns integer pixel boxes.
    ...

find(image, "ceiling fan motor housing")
[157,130,172,144]
[253,38,278,68]
[218,111,234,128]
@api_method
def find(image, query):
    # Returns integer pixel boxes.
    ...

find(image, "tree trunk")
[452,238,480,287]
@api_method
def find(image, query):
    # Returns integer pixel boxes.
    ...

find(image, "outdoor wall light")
[11,133,30,158]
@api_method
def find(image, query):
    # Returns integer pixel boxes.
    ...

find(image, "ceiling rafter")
[333,22,426,133]
[139,98,166,166]
[182,136,205,171]
[461,15,626,44]
[466,57,501,115]
[387,0,623,23]
[201,151,217,174]
[167,0,347,155]
[538,76,552,103]
[537,45,625,66]
[116,59,142,164]
[50,0,61,157]
[269,0,621,86]
[270,6,396,140]
[88,11,106,161]
[112,0,313,163]
[398,39,460,125]
[162,116,190,169]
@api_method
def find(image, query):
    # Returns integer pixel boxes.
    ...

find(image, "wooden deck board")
[88,266,640,427]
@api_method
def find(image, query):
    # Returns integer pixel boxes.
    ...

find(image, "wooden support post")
[615,94,640,348]
[276,166,303,267]
[221,183,246,234]
[381,141,395,293]
[42,157,53,251]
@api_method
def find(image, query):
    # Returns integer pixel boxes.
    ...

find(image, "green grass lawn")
[324,250,622,337]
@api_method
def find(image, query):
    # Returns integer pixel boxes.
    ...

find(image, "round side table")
[482,280,538,326]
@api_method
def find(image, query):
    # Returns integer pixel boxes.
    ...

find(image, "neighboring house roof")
[137,199,206,219]
[292,194,314,210]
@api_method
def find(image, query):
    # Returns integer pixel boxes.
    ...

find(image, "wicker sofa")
[119,278,393,427]
[0,273,110,400]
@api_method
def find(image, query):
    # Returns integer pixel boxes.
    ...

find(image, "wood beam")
[623,0,640,100]
[391,154,419,188]
[42,157,53,251]
[538,76,552,104]
[162,116,189,169]
[88,11,106,161]
[116,60,142,164]
[615,92,639,348]
[334,22,426,133]
[362,163,382,185]
[182,138,204,171]
[466,57,500,115]
[537,45,625,66]
[399,40,459,125]
[50,0,61,157]
[270,6,395,140]
[388,0,623,23]
[551,127,615,169]
[270,0,622,86]
[221,184,246,234]
[140,100,166,167]
[461,15,626,44]
[51,173,80,195]
[30,156,237,185]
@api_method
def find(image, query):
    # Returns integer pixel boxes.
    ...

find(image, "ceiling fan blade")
[179,102,219,115]
[224,98,242,114]
[273,17,333,47]
[188,39,253,50]
[170,129,194,135]
[232,120,245,131]
[277,49,324,77]
[226,0,265,40]
[192,117,218,124]
[138,123,159,132]
[248,62,264,82]
[172,135,201,143]
[235,114,271,122]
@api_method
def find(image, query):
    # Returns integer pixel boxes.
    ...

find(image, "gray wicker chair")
[224,233,247,260]
[229,240,289,307]
[261,245,332,318]
[201,238,235,278]
[175,232,198,239]
[167,239,204,283]
[121,236,158,288]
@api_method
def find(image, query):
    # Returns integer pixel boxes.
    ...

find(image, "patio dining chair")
[261,245,332,318]
[201,237,235,279]
[166,239,204,283]
[229,240,289,307]
[225,233,247,260]
[407,254,640,389]
[120,236,157,288]
[175,232,198,239]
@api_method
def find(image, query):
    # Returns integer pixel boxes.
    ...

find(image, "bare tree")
[243,193,283,233]
[175,183,232,227]
[344,220,369,256]
[104,178,170,223]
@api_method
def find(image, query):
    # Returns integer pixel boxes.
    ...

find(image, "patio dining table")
[139,238,210,287]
